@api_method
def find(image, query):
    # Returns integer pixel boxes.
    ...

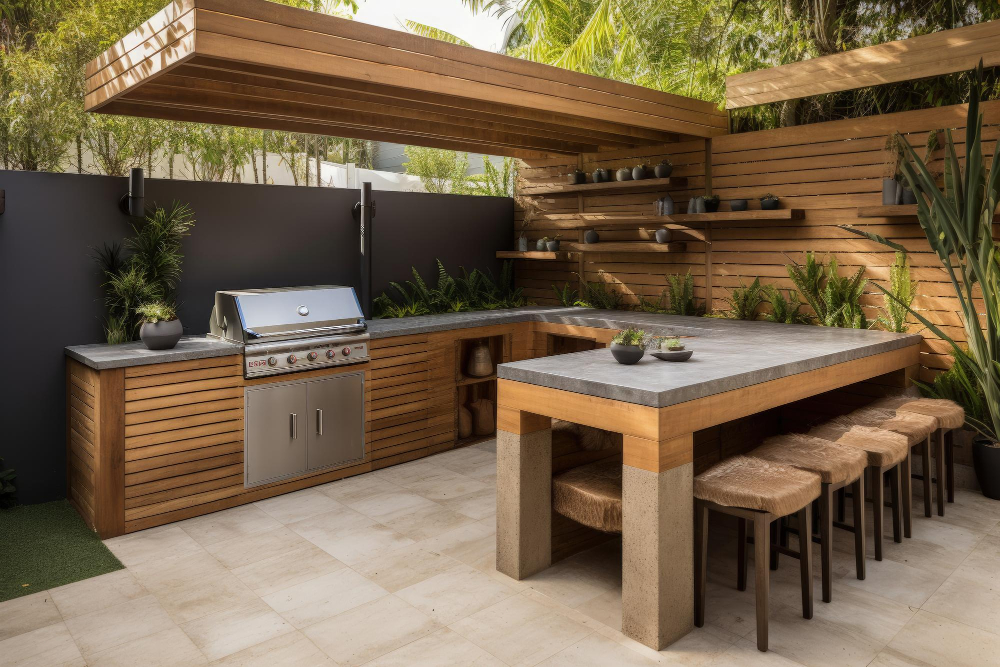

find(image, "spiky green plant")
[637,290,668,313]
[374,260,527,318]
[576,274,625,310]
[763,286,811,324]
[666,270,700,315]
[787,252,867,328]
[723,277,765,320]
[611,327,646,347]
[841,62,999,439]
[552,282,579,307]
[136,301,177,323]
[918,349,988,429]
[876,252,916,333]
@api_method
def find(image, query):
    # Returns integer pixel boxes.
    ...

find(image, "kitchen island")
[493,320,922,650]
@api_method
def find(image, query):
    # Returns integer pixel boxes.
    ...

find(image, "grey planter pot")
[140,319,183,350]
[654,162,673,178]
[688,197,706,214]
[610,343,644,365]
[584,230,600,244]
[730,199,748,212]
[592,168,608,183]
[760,198,780,211]
[632,165,648,181]
[536,239,547,251]
[901,187,917,205]
[546,240,560,251]
[655,228,672,244]
[517,236,529,252]
[883,178,903,205]
[656,194,675,216]
[616,168,632,182]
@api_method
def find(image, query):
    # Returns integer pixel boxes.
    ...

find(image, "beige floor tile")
[471,439,497,454]
[178,505,283,548]
[0,591,63,642]
[305,520,415,566]
[574,587,623,632]
[352,543,462,593]
[524,551,620,609]
[366,627,504,667]
[922,569,1000,635]
[49,569,147,621]
[874,609,1000,667]
[379,502,478,541]
[536,631,658,666]
[341,488,437,521]
[64,595,174,658]
[103,525,202,568]
[262,567,387,628]
[405,470,490,502]
[86,626,207,666]
[829,542,946,608]
[180,599,293,662]
[208,630,333,666]
[0,621,84,667]
[418,517,496,570]
[231,542,346,597]
[203,525,308,570]
[318,473,402,505]
[130,549,227,587]
[438,486,497,520]
[449,593,593,666]
[706,638,807,666]
[304,594,440,666]
[374,460,443,488]
[396,563,519,625]
[253,489,346,525]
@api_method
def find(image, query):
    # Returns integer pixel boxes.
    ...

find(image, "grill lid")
[209,286,366,344]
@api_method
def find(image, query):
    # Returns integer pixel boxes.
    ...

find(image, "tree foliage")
[404,146,472,194]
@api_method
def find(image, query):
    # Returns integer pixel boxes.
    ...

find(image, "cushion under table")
[552,459,623,534]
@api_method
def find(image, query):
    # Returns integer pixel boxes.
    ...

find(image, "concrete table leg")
[622,434,695,650]
[496,406,552,580]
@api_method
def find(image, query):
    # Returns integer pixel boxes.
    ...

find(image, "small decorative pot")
[689,197,706,214]
[655,228,672,244]
[973,437,1000,500]
[546,240,561,251]
[517,236,529,252]
[140,319,183,350]
[567,170,586,185]
[610,343,645,365]
[536,238,547,251]
[883,178,903,205]
[654,162,673,178]
[901,187,917,205]
[704,198,720,213]
[616,167,632,182]
[730,199,748,212]
[656,194,675,216]
[466,339,494,377]
[760,198,780,211]
[584,230,600,244]
[592,168,609,183]
[632,165,648,181]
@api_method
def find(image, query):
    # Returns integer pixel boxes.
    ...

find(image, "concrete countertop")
[66,336,243,370]
[496,314,922,408]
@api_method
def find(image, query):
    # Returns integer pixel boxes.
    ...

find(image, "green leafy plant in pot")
[137,302,182,350]
[841,62,1000,499]
[610,327,647,365]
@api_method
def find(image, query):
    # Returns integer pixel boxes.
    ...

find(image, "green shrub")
[373,260,527,318]
[611,327,646,347]
[762,286,810,324]
[552,282,578,307]
[787,252,867,328]
[723,277,766,320]
[876,252,916,333]
[136,302,177,323]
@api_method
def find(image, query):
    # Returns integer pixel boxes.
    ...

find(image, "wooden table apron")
[494,343,920,651]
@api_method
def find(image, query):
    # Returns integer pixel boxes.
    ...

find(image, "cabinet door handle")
[290,413,297,439]
[316,409,324,435]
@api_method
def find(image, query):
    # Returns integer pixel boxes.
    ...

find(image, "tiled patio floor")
[3,440,1000,666]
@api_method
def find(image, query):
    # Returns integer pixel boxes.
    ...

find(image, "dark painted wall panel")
[0,170,511,504]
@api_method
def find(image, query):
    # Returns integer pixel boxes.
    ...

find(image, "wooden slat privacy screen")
[84,0,727,157]
[726,20,1000,109]
[515,99,1000,383]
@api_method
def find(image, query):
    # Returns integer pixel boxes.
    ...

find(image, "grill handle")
[316,409,323,436]
[290,413,297,440]
[246,323,367,340]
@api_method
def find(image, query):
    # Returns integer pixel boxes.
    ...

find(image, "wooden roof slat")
[726,21,1000,110]
[85,0,726,155]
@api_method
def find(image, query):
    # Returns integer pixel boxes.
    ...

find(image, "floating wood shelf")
[496,250,573,261]
[536,209,803,229]
[519,177,688,196]
[456,374,497,387]
[563,241,687,253]
[856,205,919,218]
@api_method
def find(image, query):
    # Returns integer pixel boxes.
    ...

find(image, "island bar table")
[494,323,922,650]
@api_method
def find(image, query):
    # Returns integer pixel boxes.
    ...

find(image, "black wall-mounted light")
[119,168,144,216]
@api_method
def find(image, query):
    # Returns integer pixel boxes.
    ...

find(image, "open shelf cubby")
[455,335,507,446]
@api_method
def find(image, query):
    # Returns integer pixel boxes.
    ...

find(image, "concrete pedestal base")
[622,462,694,650]
[496,427,553,580]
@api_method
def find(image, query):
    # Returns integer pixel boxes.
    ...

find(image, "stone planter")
[883,178,903,205]
[655,228,672,244]
[585,230,600,244]
[760,198,780,211]
[546,240,561,251]
[536,238,547,251]
[704,198,720,213]
[592,168,608,183]
[730,199,748,212]
[632,165,648,181]
[610,343,644,365]
[517,236,529,252]
[973,437,1000,500]
[901,187,917,205]
[616,168,632,182]
[654,162,673,178]
[656,194,675,216]
[140,319,183,350]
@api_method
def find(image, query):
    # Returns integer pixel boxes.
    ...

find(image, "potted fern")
[137,302,183,350]
[842,62,1000,499]
[610,327,647,365]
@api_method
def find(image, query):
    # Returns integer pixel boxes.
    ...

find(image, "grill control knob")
[326,350,335,359]
[342,347,351,357]
[287,354,297,364]
[267,356,278,367]
[307,351,319,361]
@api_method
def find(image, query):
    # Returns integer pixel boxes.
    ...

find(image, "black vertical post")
[358,181,374,319]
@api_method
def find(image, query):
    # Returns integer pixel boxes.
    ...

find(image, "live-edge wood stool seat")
[870,391,965,517]
[749,433,868,603]
[552,460,622,534]
[694,456,822,652]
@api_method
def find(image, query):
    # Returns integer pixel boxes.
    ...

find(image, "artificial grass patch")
[0,500,123,602]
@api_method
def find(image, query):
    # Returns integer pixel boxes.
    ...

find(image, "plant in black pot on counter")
[136,302,183,350]
[759,193,780,210]
[610,327,647,365]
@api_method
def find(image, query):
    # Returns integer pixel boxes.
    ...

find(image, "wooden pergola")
[85,0,728,159]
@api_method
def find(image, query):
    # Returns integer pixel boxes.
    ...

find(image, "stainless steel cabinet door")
[245,382,308,487]
[306,372,365,471]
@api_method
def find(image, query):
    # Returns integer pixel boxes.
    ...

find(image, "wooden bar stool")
[749,433,868,603]
[870,393,964,516]
[694,456,821,652]
[552,459,622,534]
[808,422,910,561]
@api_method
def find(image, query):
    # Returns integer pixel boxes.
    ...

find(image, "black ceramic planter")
[567,171,585,185]
[704,199,720,213]
[654,163,673,178]
[901,187,917,205]
[973,437,1000,500]
[610,343,644,365]
[585,230,600,244]
[760,198,780,211]
[730,199,748,212]
[546,240,561,251]
[140,319,183,350]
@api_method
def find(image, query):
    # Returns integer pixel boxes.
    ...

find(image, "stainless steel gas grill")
[209,286,369,378]
[209,286,369,487]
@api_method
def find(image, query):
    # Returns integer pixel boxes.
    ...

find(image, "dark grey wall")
[0,170,512,504]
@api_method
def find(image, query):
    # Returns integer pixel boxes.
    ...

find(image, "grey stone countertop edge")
[65,336,243,370]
